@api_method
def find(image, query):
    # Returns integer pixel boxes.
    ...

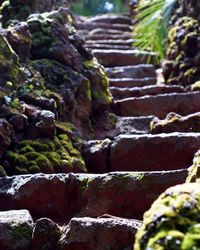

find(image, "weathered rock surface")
[0,6,112,176]
[186,150,200,183]
[105,65,156,79]
[114,116,154,135]
[116,92,200,118]
[85,38,135,46]
[0,171,187,220]
[93,49,156,67]
[0,34,22,86]
[59,217,140,250]
[0,209,33,250]
[0,119,13,157]
[76,21,132,32]
[92,116,155,139]
[2,21,32,62]
[32,218,61,250]
[82,139,112,173]
[151,112,200,134]
[109,77,157,88]
[110,85,184,99]
[110,133,200,171]
[85,34,132,41]
[134,183,200,249]
[86,14,132,25]
[163,17,200,87]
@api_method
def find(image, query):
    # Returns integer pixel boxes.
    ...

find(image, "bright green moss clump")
[83,57,112,111]
[5,134,86,175]
[134,183,200,250]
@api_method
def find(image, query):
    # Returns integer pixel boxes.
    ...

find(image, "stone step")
[0,171,187,220]
[93,49,156,67]
[110,133,200,171]
[86,14,132,25]
[110,77,157,88]
[85,34,132,41]
[151,112,200,134]
[86,44,131,50]
[110,85,185,99]
[59,216,139,249]
[105,64,156,79]
[85,39,136,46]
[89,28,129,35]
[76,21,132,32]
[93,116,155,141]
[115,91,200,118]
[114,116,155,135]
[0,209,138,249]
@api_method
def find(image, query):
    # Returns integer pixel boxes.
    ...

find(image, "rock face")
[0,5,111,176]
[134,183,200,250]
[0,171,187,220]
[32,218,61,250]
[0,34,21,86]
[163,16,200,87]
[1,0,71,27]
[186,150,200,183]
[0,119,13,157]
[59,217,140,250]
[0,209,33,250]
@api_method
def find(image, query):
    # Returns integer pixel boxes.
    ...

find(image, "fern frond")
[133,0,177,64]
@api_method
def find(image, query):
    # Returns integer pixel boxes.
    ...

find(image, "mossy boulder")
[163,16,200,87]
[3,21,32,62]
[0,34,21,87]
[1,0,73,27]
[27,8,83,71]
[4,134,86,175]
[134,182,200,250]
[186,150,200,183]
[83,57,112,112]
[30,59,92,131]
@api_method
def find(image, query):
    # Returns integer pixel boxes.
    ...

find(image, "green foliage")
[72,0,128,16]
[133,0,177,63]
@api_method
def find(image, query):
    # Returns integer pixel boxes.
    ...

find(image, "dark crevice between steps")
[106,138,113,173]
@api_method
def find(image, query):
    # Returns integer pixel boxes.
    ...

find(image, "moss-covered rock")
[83,57,112,112]
[0,34,21,87]
[0,2,112,177]
[134,182,200,250]
[186,150,200,183]
[4,134,86,175]
[1,0,73,27]
[151,112,200,134]
[163,16,200,87]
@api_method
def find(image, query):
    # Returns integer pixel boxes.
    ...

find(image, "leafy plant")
[133,0,177,63]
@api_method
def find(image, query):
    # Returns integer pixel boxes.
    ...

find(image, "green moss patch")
[5,134,86,175]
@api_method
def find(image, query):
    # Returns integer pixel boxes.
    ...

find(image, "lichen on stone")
[186,150,200,183]
[134,183,200,250]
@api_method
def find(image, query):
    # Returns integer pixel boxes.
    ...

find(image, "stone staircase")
[1,13,200,250]
[78,13,200,174]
